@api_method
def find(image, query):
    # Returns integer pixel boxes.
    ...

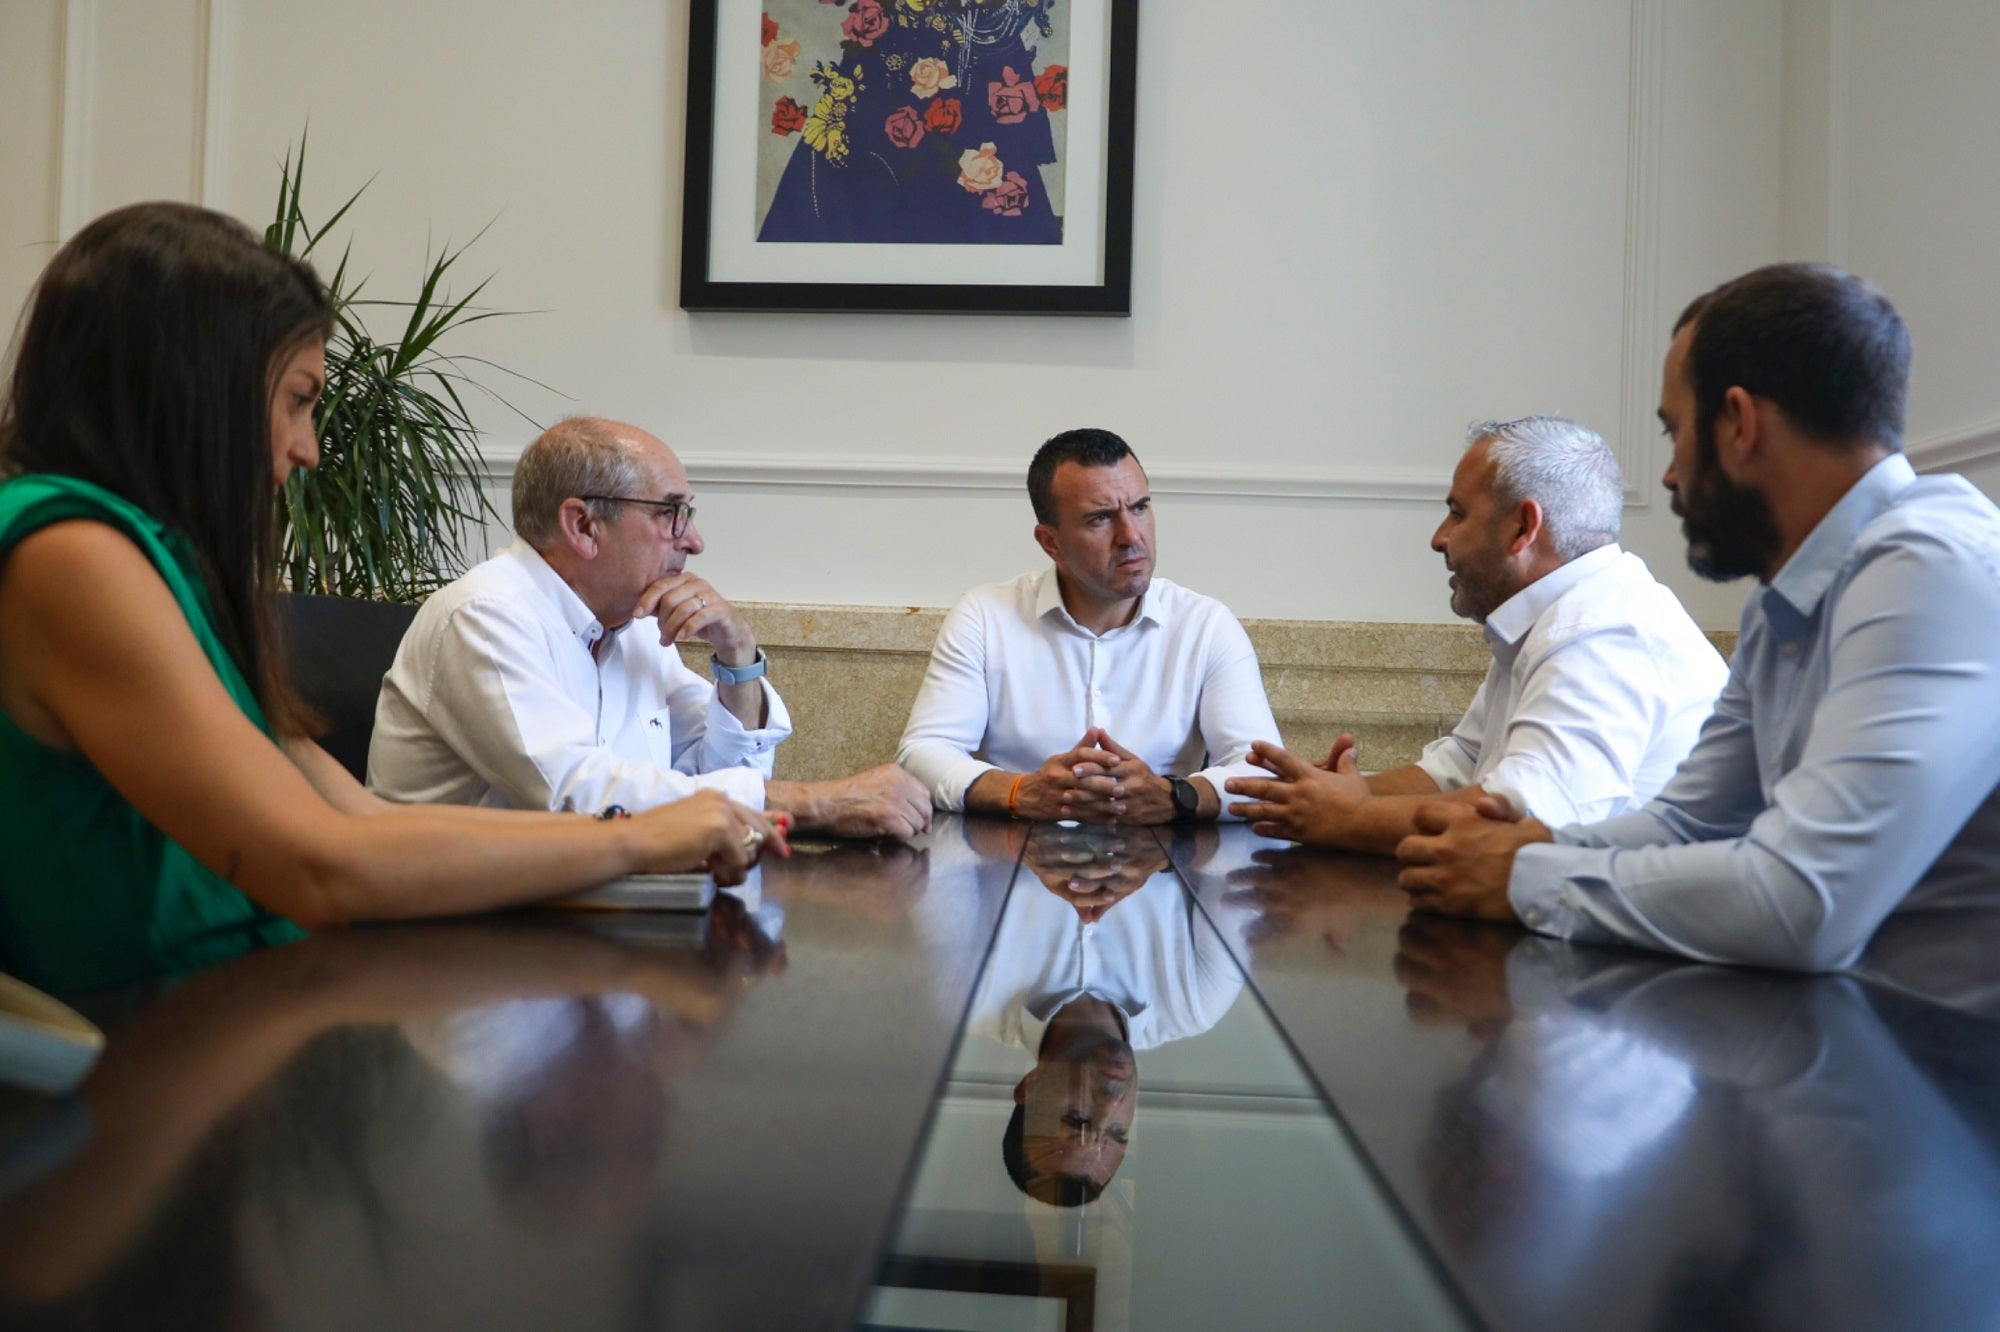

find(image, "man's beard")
[1677,423,1783,582]
[1447,558,1512,624]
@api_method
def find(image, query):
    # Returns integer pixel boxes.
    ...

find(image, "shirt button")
[1782,642,1800,657]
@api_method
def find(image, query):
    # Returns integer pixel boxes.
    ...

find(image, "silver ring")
[740,826,765,853]
[696,596,707,610]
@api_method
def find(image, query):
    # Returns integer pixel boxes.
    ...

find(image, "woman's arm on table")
[0,522,779,926]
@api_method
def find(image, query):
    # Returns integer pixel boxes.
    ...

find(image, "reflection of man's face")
[1658,324,1783,582]
[1015,1023,1136,1192]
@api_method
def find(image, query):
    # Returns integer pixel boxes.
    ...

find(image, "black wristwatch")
[1168,776,1201,824]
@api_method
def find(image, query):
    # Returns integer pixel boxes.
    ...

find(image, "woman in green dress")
[0,202,781,990]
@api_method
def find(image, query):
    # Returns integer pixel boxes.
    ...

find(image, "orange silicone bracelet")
[1007,773,1027,818]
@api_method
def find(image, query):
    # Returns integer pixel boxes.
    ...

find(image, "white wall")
[32,0,1990,630]
[1834,2,2000,482]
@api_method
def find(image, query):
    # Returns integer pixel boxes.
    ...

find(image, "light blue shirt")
[1510,453,2000,971]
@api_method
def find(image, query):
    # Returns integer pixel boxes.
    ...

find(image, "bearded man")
[1396,264,2000,972]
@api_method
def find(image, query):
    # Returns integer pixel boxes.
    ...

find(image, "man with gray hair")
[369,417,930,837]
[1226,415,1724,853]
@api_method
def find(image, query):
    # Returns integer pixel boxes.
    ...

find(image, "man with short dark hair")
[897,428,1280,824]
[370,417,930,837]
[1226,416,1724,854]
[1397,264,2000,972]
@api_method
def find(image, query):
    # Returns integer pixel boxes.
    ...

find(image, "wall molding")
[1616,0,1665,508]
[618,6,1664,513]
[1909,417,2000,475]
[458,9,1658,516]
[473,417,2000,504]
[476,452,1447,504]
[55,0,97,241]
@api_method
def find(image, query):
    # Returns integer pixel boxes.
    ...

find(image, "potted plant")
[263,137,529,602]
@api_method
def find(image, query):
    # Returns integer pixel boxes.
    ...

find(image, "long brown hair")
[0,201,335,735]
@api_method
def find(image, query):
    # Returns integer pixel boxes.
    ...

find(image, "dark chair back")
[282,593,420,783]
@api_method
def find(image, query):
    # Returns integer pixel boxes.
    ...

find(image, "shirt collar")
[1032,566,1164,636]
[1020,992,1141,1054]
[1766,452,1917,619]
[507,538,607,652]
[1483,543,1623,648]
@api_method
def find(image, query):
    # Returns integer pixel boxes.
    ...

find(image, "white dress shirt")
[966,871,1249,1053]
[1510,455,2000,972]
[1415,545,1727,827]
[896,569,1282,814]
[369,539,789,812]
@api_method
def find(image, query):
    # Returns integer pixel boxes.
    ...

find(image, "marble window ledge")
[685,603,1737,782]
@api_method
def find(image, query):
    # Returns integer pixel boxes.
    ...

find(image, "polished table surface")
[1,819,1997,1330]
[1164,831,2000,1332]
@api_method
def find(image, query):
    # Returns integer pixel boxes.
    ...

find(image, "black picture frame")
[679,0,1137,316]
[870,1256,1097,1331]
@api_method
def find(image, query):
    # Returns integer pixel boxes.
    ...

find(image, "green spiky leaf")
[264,137,530,602]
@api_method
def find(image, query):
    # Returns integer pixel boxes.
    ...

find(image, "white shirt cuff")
[701,679,792,776]
[936,757,1001,812]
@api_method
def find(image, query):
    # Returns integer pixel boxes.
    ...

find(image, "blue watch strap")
[710,647,768,685]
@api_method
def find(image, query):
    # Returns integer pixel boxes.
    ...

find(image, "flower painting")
[680,0,1134,313]
[754,0,1070,244]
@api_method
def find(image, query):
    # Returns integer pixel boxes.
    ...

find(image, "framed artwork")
[679,0,1137,315]
[866,1256,1097,1331]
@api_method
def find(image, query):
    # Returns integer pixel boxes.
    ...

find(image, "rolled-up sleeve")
[1479,625,1671,827]
[1415,676,1491,794]
[1188,611,1283,818]
[897,597,999,810]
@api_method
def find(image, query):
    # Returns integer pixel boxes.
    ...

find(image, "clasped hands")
[1396,799,1552,921]
[1013,727,1184,824]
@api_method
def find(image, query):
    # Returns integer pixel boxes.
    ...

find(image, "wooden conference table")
[1,817,1997,1330]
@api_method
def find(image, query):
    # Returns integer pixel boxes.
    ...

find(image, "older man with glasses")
[369,416,930,838]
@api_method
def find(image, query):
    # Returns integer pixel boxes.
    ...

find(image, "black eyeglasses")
[579,495,696,539]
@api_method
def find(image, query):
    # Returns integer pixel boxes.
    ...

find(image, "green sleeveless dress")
[0,474,304,992]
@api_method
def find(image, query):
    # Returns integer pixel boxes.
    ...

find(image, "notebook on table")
[540,873,717,913]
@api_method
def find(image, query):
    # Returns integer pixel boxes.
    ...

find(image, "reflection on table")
[870,823,1466,1332]
[6,820,1998,1330]
[1171,828,2000,1332]
[0,826,1014,1332]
